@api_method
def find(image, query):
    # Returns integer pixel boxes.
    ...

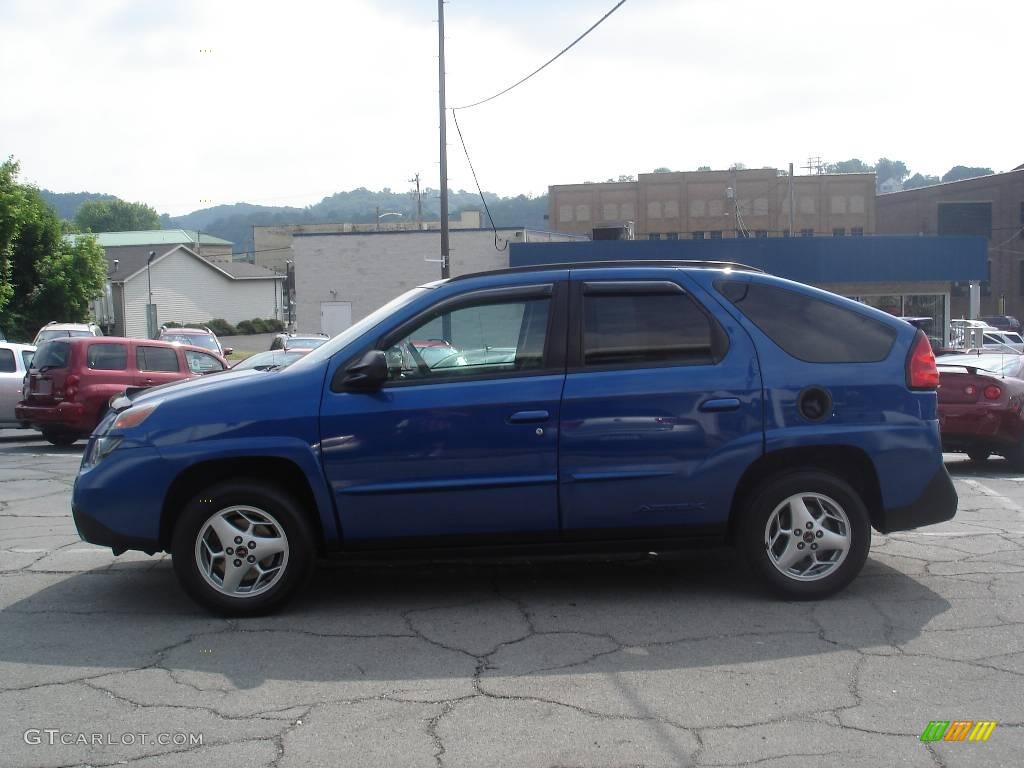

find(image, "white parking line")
[5,547,106,554]
[960,478,1024,512]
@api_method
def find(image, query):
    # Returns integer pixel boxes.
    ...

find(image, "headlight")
[81,435,123,468]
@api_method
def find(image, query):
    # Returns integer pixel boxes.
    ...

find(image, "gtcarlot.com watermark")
[24,729,203,747]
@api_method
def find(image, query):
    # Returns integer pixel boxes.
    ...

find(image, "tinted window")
[136,346,180,372]
[161,333,219,353]
[21,350,34,370]
[384,298,550,382]
[32,342,70,369]
[717,280,897,363]
[86,343,128,370]
[184,350,225,373]
[0,349,15,373]
[582,292,722,367]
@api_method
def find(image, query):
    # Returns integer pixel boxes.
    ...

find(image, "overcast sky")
[2,0,1020,216]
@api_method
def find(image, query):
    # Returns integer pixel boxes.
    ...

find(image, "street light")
[375,209,403,231]
[285,260,295,331]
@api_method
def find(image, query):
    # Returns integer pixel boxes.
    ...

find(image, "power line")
[452,0,629,111]
[451,110,507,252]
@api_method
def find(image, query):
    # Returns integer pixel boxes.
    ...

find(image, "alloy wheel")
[763,492,851,582]
[194,505,290,598]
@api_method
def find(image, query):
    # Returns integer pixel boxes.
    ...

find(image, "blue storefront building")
[509,235,987,347]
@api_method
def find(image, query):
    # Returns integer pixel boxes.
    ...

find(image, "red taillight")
[984,385,1002,400]
[64,374,80,402]
[907,331,939,390]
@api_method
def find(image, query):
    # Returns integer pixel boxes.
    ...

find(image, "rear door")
[0,347,21,422]
[558,268,764,536]
[135,344,184,388]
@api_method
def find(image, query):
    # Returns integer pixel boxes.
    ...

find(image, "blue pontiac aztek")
[72,261,957,615]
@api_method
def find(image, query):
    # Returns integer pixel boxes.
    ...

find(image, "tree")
[903,173,941,190]
[652,167,672,173]
[697,166,712,171]
[874,158,909,187]
[941,166,994,183]
[0,158,107,340]
[74,198,160,232]
[827,158,873,174]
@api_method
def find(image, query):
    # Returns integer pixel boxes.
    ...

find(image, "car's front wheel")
[171,480,315,616]
[42,430,79,447]
[737,471,870,599]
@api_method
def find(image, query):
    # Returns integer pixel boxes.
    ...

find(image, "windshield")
[289,287,431,370]
[232,350,307,370]
[285,337,327,350]
[161,333,220,353]
[36,329,92,342]
[937,354,1023,377]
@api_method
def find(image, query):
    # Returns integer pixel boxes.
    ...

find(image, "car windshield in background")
[32,341,70,369]
[936,354,1023,377]
[36,329,92,342]
[162,333,219,353]
[286,336,327,350]
[232,350,307,371]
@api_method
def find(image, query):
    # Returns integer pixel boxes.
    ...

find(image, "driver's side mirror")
[222,347,234,356]
[342,350,388,391]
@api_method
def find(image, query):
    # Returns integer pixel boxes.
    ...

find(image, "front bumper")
[876,465,958,534]
[73,503,160,555]
[15,401,89,432]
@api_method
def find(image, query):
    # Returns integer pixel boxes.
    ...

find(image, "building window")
[575,204,591,222]
[850,195,866,214]
[983,259,992,297]
[800,228,814,237]
[664,200,679,218]
[755,230,768,239]
[648,233,662,240]
[558,205,573,223]
[938,201,992,238]
[691,231,705,240]
[830,196,847,214]
[710,230,723,239]
[799,196,815,214]
[737,230,749,238]
[647,201,663,219]
[833,228,846,237]
[666,232,678,240]
[851,226,864,236]
[689,200,706,217]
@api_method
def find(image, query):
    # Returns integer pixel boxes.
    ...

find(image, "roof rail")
[449,260,764,282]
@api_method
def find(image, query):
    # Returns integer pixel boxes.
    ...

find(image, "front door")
[558,271,764,536]
[319,282,567,542]
[134,344,184,388]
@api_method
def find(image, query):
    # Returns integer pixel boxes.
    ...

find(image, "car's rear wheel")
[737,471,870,599]
[171,480,315,616]
[967,449,990,463]
[42,430,79,447]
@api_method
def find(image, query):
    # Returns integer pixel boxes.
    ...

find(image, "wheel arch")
[160,457,327,554]
[726,445,884,539]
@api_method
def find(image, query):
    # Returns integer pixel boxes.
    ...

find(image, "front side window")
[716,280,897,363]
[185,350,226,373]
[0,348,15,373]
[582,291,723,367]
[86,343,128,370]
[136,346,180,372]
[383,297,551,382]
[21,350,34,370]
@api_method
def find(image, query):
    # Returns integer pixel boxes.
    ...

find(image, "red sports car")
[936,352,1024,465]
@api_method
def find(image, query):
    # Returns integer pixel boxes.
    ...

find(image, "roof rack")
[449,260,763,282]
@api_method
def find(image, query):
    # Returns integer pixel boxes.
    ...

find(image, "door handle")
[508,410,550,424]
[699,397,741,413]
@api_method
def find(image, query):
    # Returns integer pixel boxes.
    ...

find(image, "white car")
[0,342,35,427]
[32,321,103,346]
[981,331,1024,353]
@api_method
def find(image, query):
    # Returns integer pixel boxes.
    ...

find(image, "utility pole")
[409,172,423,229]
[437,0,450,279]
[788,162,795,236]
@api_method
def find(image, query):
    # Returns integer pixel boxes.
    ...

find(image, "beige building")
[253,211,484,273]
[549,169,876,240]
[291,228,582,336]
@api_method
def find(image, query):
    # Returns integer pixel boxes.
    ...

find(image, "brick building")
[876,167,1024,319]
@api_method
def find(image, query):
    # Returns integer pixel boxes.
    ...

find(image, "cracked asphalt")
[1,429,1022,767]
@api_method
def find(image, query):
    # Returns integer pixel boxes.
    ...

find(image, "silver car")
[0,342,36,427]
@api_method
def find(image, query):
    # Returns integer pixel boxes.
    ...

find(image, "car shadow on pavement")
[0,550,947,691]
[945,456,1022,478]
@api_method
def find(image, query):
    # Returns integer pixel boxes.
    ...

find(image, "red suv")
[16,337,227,445]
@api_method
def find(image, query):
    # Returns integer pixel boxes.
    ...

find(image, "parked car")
[230,349,310,371]
[269,333,329,352]
[979,315,1022,333]
[32,321,103,345]
[936,352,1024,465]
[72,261,956,615]
[16,337,227,445]
[980,331,1024,353]
[0,342,35,427]
[159,326,232,357]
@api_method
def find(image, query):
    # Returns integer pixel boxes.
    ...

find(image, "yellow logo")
[920,721,996,742]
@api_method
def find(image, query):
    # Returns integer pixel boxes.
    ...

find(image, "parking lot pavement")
[0,429,1022,767]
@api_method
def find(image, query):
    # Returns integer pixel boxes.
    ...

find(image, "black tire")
[737,470,871,600]
[42,430,79,447]
[1003,442,1024,472]
[967,449,990,463]
[171,480,315,616]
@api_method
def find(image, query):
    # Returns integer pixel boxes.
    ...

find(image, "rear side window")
[32,342,70,369]
[716,280,897,363]
[21,350,34,370]
[86,343,128,370]
[0,349,15,373]
[136,346,180,372]
[582,291,724,367]
[184,349,225,373]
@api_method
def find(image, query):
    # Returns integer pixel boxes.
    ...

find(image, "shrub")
[206,318,236,336]
[249,318,268,333]
[235,319,255,334]
[263,318,284,333]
